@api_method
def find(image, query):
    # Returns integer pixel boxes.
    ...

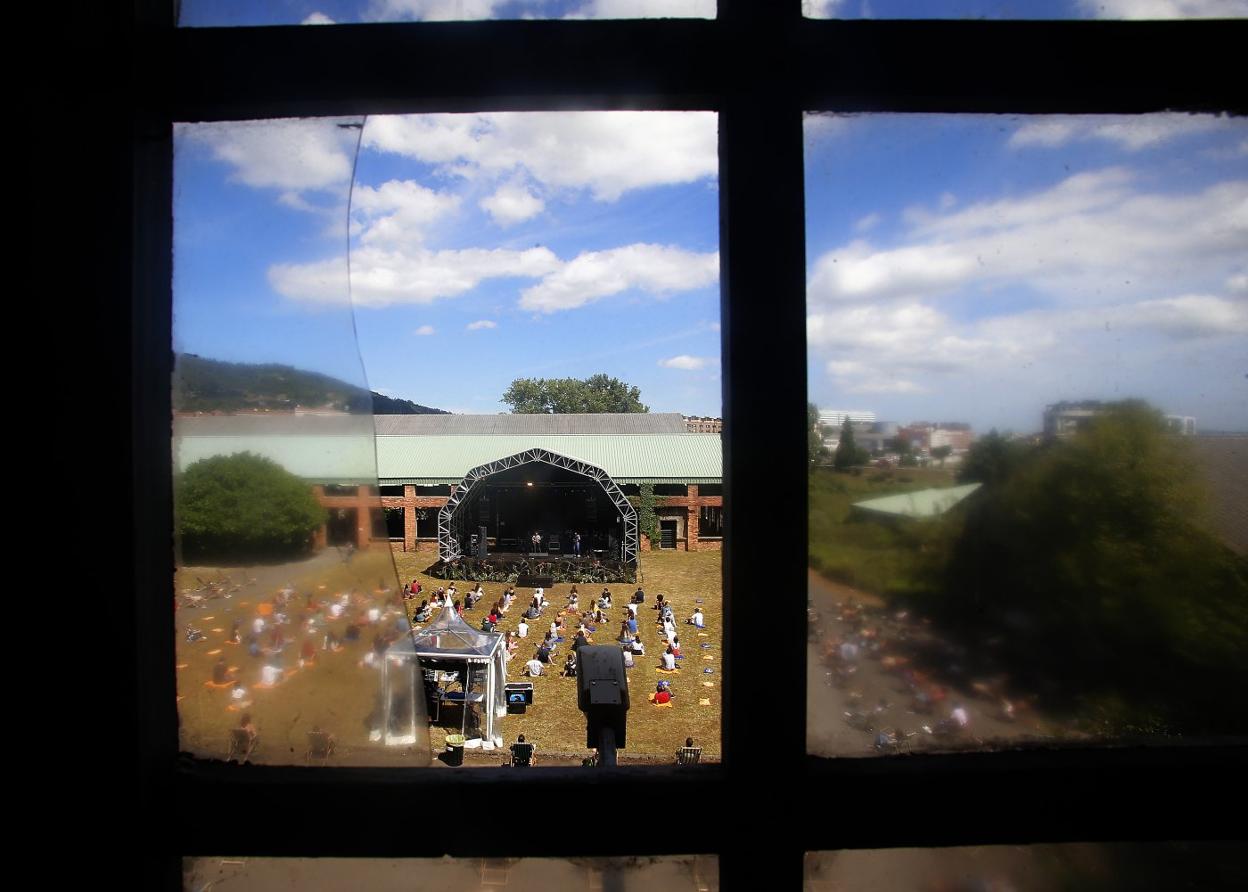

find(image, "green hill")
[173,354,450,415]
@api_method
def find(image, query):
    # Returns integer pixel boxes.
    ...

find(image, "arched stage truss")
[438,448,639,569]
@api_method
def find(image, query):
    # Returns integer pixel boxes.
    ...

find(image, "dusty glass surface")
[803,0,1248,19]
[174,116,433,766]
[185,855,719,891]
[176,111,723,767]
[178,0,716,27]
[805,843,1248,890]
[804,113,1248,757]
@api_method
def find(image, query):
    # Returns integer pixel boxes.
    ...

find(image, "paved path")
[806,570,1061,756]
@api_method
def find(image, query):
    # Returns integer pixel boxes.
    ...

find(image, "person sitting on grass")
[414,600,431,623]
[653,682,672,705]
[599,590,612,610]
[572,630,590,653]
[567,592,579,612]
[687,607,705,628]
[561,651,578,677]
[525,653,544,677]
[517,618,529,639]
[669,634,681,657]
[228,620,241,644]
[631,635,645,656]
[653,593,666,612]
[622,646,635,669]
[230,680,251,709]
[300,637,316,667]
[537,640,554,665]
[618,620,632,644]
[212,657,232,685]
[661,646,678,671]
[627,613,638,637]
[541,630,557,653]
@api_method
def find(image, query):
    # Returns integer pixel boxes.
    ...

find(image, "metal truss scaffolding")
[438,448,639,569]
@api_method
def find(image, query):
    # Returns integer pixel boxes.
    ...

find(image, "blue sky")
[804,114,1248,433]
[174,113,723,415]
[178,0,1248,26]
[172,2,1247,431]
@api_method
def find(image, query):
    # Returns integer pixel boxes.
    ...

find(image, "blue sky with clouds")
[173,0,1246,430]
[174,112,723,415]
[804,113,1248,433]
[178,0,1248,26]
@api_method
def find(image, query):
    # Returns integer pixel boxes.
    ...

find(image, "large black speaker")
[477,525,488,559]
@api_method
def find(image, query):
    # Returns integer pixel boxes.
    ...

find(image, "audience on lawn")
[661,647,677,671]
[561,652,578,677]
[688,607,704,628]
[525,653,544,677]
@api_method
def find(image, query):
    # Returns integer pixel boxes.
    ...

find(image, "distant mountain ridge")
[174,354,450,415]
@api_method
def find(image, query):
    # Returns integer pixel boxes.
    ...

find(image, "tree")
[808,403,824,463]
[941,401,1248,730]
[957,429,1032,486]
[502,374,648,414]
[176,452,326,561]
[931,445,953,467]
[833,416,858,471]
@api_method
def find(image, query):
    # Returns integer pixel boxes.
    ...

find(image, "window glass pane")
[174,117,436,766]
[803,0,1248,18]
[805,112,1248,756]
[178,0,716,27]
[176,111,723,767]
[805,843,1248,889]
[186,855,720,890]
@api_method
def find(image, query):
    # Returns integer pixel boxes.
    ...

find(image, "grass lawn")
[809,465,956,599]
[174,547,722,765]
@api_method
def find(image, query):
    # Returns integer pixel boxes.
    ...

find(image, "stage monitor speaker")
[478,525,488,559]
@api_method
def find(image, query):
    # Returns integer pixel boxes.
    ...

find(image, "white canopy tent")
[383,607,508,749]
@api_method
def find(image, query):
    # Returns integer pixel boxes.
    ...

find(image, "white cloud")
[367,0,507,20]
[802,0,846,16]
[569,0,716,18]
[1228,273,1248,294]
[809,291,1247,397]
[519,243,719,313]
[414,325,435,336]
[1009,113,1235,151]
[269,245,561,307]
[178,119,358,194]
[658,355,711,370]
[352,179,461,246]
[363,112,717,201]
[854,212,881,232]
[808,168,1248,309]
[466,319,497,330]
[301,12,336,24]
[479,181,545,226]
[1078,0,1248,19]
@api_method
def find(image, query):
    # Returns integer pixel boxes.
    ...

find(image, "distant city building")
[819,409,876,429]
[684,415,724,433]
[1164,415,1197,436]
[1043,401,1106,440]
[1044,401,1196,441]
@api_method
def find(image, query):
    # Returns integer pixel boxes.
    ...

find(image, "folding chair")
[676,746,702,766]
[226,728,257,763]
[510,742,535,767]
[305,729,336,765]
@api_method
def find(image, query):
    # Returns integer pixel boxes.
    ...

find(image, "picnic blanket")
[656,667,681,675]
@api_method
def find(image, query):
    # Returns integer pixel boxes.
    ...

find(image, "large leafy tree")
[942,401,1248,729]
[502,374,648,414]
[833,416,858,471]
[176,452,326,561]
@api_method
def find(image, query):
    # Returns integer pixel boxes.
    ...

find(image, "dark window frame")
[112,2,1247,888]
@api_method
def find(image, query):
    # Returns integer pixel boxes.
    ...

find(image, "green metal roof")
[851,483,982,519]
[174,432,722,484]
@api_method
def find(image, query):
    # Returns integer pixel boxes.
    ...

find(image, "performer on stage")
[531,530,542,554]
[573,531,582,557]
